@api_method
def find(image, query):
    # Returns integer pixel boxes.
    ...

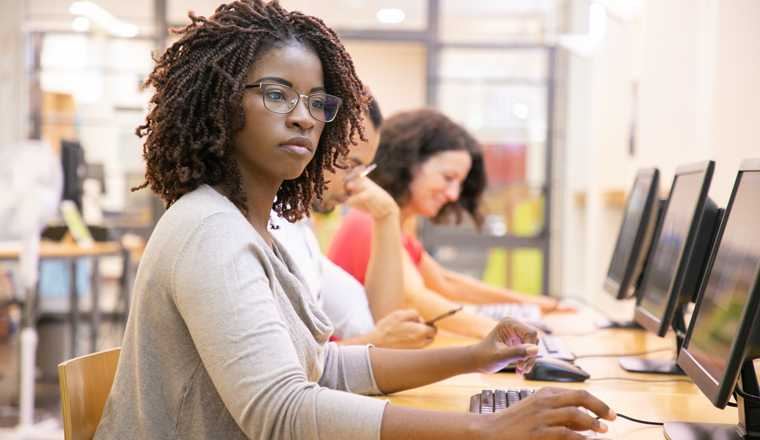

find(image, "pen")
[425,304,464,326]
[342,163,377,182]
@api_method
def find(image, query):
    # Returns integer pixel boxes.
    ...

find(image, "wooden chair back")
[57,347,121,440]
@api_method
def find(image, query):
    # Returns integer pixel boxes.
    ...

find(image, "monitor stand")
[619,305,687,375]
[595,317,644,330]
[663,362,760,440]
[663,422,746,440]
[618,357,684,375]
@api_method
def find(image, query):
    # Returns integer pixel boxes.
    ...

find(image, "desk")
[0,240,123,358]
[374,309,737,440]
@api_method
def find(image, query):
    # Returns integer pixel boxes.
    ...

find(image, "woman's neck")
[212,179,280,248]
[399,205,416,226]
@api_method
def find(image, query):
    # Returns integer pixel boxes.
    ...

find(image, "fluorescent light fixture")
[72,16,90,31]
[377,8,405,24]
[69,2,139,37]
[117,23,139,38]
[589,3,606,42]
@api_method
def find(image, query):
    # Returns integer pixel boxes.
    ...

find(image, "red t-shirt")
[327,209,424,285]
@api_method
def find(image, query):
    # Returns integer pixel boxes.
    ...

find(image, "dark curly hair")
[371,107,486,229]
[133,0,367,221]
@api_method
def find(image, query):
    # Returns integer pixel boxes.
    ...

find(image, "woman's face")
[233,43,326,185]
[406,150,472,218]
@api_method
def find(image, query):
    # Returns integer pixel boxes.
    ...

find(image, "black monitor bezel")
[633,160,715,337]
[678,158,760,409]
[603,168,660,300]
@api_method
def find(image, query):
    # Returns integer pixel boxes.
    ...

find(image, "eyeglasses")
[244,82,343,123]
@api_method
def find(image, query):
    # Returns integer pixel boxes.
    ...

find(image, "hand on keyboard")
[472,387,616,440]
[471,317,539,376]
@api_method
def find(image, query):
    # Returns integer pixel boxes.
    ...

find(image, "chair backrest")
[58,347,121,440]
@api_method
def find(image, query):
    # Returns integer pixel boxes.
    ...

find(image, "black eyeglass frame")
[244,82,343,123]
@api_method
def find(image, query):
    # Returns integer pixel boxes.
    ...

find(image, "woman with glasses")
[94,1,613,439]
[328,108,574,340]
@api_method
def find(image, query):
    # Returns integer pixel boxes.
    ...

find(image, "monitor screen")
[61,140,86,211]
[679,167,760,409]
[634,161,716,337]
[604,168,660,300]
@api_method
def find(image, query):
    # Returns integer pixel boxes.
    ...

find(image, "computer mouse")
[523,358,589,382]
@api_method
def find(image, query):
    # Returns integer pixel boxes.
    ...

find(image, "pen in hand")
[425,305,464,327]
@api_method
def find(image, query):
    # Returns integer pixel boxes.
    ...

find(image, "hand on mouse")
[481,387,617,440]
[471,317,539,376]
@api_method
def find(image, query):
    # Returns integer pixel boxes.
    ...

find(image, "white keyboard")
[477,302,542,323]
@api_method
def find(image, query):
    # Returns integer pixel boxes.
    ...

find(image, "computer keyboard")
[469,389,597,437]
[470,388,537,413]
[477,302,542,323]
[539,335,575,362]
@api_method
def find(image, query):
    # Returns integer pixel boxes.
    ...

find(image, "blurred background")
[0,0,758,434]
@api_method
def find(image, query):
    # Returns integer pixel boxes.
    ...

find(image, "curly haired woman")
[327,108,574,340]
[94,2,614,439]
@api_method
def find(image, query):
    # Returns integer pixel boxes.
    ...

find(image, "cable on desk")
[616,412,664,426]
[574,347,672,359]
[735,386,760,405]
[588,377,693,384]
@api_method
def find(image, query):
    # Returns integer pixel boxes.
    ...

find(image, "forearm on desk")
[419,253,525,305]
[403,253,496,339]
[380,405,481,440]
[368,345,476,393]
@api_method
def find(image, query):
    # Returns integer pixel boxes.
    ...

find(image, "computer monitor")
[620,161,720,374]
[666,158,760,440]
[604,168,662,300]
[61,140,87,212]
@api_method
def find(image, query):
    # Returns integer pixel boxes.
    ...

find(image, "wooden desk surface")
[374,308,738,440]
[0,240,122,260]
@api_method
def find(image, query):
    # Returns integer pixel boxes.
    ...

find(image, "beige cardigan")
[95,185,387,440]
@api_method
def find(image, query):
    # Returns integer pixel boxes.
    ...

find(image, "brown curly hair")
[133,0,366,221]
[370,107,486,229]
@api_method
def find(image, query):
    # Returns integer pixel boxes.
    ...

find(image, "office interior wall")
[0,0,28,151]
[340,41,427,119]
[561,0,760,299]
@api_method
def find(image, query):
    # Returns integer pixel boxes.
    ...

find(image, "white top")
[95,185,386,440]
[270,214,376,339]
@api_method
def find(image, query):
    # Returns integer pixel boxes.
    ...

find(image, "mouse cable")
[588,377,693,384]
[553,295,626,326]
[574,347,672,359]
[615,412,664,426]
[735,386,760,405]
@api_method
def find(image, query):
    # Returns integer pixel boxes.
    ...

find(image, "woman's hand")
[470,317,539,376]
[482,388,617,440]
[367,309,437,349]
[528,295,577,313]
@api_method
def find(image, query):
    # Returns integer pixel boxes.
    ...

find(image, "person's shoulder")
[156,185,250,239]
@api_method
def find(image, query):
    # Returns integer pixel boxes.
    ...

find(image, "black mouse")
[523,358,589,382]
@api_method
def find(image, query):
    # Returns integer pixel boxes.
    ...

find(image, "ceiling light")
[72,17,90,32]
[377,9,405,24]
[513,102,530,120]
[69,2,139,38]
